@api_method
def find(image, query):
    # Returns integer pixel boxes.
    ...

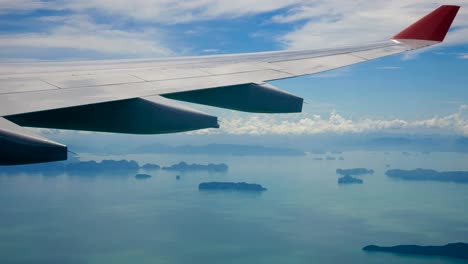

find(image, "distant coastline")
[336,168,374,176]
[363,243,468,260]
[134,143,306,156]
[0,159,140,175]
[386,169,468,183]
[162,162,228,172]
[0,159,228,175]
[141,163,160,170]
[199,182,267,192]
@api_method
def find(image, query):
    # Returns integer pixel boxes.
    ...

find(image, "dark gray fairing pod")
[163,83,303,113]
[6,96,219,134]
[2,96,219,165]
[0,118,67,165]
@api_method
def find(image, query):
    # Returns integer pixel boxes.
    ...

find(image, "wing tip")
[392,5,460,42]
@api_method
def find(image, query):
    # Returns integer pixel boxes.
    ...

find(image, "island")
[135,174,152,179]
[338,175,363,184]
[362,243,468,260]
[385,169,468,183]
[141,163,160,170]
[198,182,267,192]
[162,162,228,172]
[336,168,374,176]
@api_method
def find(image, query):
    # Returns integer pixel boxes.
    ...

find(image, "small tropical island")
[135,174,152,179]
[162,162,228,172]
[385,169,468,183]
[362,243,468,260]
[338,175,363,184]
[198,182,267,192]
[336,168,374,176]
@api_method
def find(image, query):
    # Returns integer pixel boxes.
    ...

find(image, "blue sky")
[1,0,467,137]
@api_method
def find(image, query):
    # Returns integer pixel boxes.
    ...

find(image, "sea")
[0,151,467,264]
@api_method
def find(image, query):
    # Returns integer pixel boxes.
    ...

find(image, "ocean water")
[0,151,467,264]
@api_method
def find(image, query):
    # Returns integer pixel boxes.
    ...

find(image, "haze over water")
[1,151,467,264]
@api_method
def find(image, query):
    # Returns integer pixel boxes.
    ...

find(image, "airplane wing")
[0,5,460,165]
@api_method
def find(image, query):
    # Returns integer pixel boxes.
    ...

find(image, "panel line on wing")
[349,53,370,61]
[38,79,62,89]
[127,74,149,82]
[262,42,399,63]
[0,68,288,93]
[0,88,58,96]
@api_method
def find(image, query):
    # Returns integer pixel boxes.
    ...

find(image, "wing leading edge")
[0,5,460,165]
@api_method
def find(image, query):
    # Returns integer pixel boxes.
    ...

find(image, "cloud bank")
[0,0,467,58]
[190,105,468,135]
[274,1,468,49]
[0,14,173,58]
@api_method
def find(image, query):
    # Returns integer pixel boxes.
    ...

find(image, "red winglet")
[392,5,460,42]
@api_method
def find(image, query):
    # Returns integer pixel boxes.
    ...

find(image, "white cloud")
[83,0,300,23]
[0,0,299,24]
[192,105,468,135]
[202,48,220,53]
[0,0,300,58]
[0,0,52,14]
[308,67,351,78]
[1,1,467,58]
[274,1,468,50]
[376,66,401,70]
[459,54,468,59]
[0,15,173,58]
